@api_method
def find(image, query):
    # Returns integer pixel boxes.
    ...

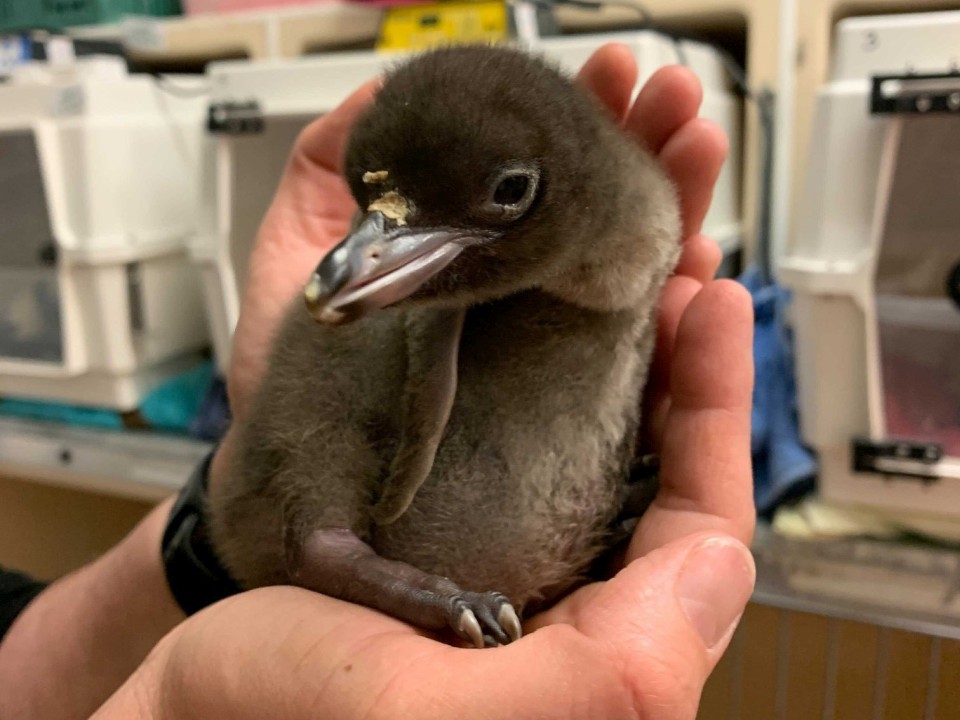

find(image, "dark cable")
[150,72,212,98]
[753,88,776,283]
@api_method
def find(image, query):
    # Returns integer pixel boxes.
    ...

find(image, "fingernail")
[676,538,755,649]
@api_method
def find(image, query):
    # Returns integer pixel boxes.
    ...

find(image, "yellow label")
[376,1,509,52]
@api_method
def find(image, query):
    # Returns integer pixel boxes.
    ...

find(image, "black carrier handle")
[870,72,960,115]
[852,437,943,483]
[207,100,264,135]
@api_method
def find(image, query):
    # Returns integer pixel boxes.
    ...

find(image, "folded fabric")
[188,373,232,442]
[0,360,217,436]
[738,264,818,516]
[140,360,217,433]
[0,397,123,430]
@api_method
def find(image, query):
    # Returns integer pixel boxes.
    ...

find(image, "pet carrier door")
[860,74,960,480]
[0,129,64,365]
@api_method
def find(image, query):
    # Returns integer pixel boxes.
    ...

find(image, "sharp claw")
[498,604,522,642]
[459,608,484,649]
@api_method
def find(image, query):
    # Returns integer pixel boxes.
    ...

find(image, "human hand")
[96,45,755,720]
[577,45,753,555]
[95,255,755,720]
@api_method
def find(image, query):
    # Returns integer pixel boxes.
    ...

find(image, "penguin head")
[305,43,678,324]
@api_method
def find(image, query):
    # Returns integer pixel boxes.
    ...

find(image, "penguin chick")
[208,43,681,649]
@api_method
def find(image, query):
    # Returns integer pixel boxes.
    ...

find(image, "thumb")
[578,532,755,720]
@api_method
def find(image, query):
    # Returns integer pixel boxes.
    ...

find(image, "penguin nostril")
[370,251,381,260]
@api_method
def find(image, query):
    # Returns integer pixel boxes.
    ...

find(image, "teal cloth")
[0,398,123,429]
[140,361,215,432]
[0,360,215,435]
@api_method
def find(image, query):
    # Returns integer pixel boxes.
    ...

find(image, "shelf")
[69,0,780,264]
[115,4,383,62]
[751,523,960,641]
[0,417,210,502]
[2,414,958,639]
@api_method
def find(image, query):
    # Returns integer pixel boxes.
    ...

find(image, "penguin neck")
[539,245,663,314]
[458,287,652,431]
[467,287,646,340]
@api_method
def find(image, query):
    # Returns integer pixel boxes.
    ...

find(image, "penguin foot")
[450,592,522,648]
[292,528,523,650]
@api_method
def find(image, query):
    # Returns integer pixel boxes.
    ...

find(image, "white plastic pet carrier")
[780,11,960,518]
[0,56,210,410]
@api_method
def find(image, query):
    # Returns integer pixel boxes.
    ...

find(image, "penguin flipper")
[372,307,465,525]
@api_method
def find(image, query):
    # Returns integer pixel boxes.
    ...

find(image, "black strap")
[0,567,47,642]
[162,448,242,615]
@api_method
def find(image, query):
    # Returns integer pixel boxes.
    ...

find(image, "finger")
[531,532,755,720]
[291,77,380,175]
[576,43,638,123]
[632,280,755,558]
[657,118,728,239]
[147,588,443,720]
[262,77,381,239]
[624,65,702,154]
[140,587,638,720]
[642,241,724,454]
[641,274,702,450]
[261,77,379,247]
[228,81,380,416]
[674,234,723,284]
[251,77,381,275]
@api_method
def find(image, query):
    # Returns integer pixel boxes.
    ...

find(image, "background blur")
[1,0,959,716]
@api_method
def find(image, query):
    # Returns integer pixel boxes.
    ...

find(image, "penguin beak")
[304,211,483,324]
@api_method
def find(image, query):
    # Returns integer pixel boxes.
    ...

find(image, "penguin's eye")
[481,166,540,222]
[494,175,530,205]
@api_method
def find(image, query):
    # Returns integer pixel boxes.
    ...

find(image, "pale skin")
[0,44,755,720]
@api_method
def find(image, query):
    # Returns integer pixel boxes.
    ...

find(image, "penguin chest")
[371,294,645,607]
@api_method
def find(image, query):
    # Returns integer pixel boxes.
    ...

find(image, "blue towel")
[188,373,232,442]
[738,265,818,516]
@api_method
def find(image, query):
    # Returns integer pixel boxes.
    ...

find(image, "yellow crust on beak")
[368,191,411,226]
[363,170,389,184]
